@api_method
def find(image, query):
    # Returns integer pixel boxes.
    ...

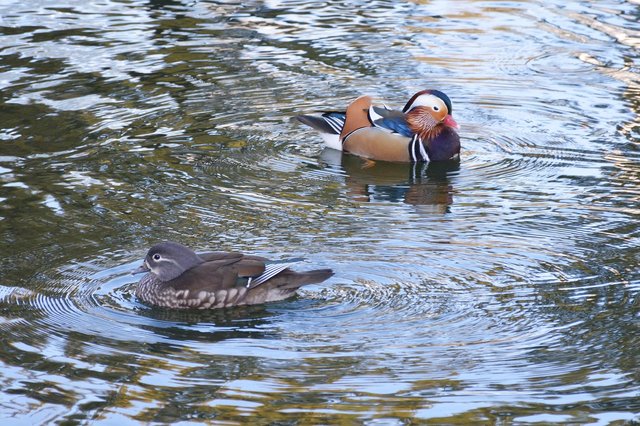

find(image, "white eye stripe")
[151,254,179,267]
[407,94,446,112]
[148,256,181,277]
[155,257,181,267]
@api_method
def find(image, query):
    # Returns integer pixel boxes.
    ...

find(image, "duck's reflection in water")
[320,148,459,213]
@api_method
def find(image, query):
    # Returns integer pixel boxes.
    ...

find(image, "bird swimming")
[132,242,334,309]
[297,90,460,163]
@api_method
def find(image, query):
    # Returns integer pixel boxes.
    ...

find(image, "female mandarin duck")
[132,242,334,309]
[297,90,460,163]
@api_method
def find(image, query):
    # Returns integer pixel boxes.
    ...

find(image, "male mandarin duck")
[297,90,460,163]
[132,242,333,309]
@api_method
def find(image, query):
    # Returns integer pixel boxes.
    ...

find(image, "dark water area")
[0,0,639,423]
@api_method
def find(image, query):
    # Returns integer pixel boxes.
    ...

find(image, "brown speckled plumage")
[135,275,249,309]
[133,242,333,309]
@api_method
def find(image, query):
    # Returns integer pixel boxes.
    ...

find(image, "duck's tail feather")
[297,113,345,151]
[297,115,334,134]
[279,269,334,289]
[297,112,345,134]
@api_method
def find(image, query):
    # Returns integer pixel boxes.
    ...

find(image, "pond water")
[1,0,639,423]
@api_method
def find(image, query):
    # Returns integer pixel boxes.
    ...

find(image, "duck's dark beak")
[131,262,150,275]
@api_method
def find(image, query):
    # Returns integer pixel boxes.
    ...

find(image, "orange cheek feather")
[407,107,438,134]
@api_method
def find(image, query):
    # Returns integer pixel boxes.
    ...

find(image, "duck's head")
[132,241,203,281]
[403,90,459,140]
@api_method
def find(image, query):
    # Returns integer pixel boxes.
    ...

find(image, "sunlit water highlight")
[0,0,639,423]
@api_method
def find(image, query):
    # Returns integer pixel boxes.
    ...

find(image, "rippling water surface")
[1,0,639,423]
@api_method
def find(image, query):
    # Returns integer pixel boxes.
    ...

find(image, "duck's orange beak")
[443,114,460,130]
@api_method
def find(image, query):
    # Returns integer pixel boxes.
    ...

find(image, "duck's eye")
[152,254,161,261]
[433,106,440,111]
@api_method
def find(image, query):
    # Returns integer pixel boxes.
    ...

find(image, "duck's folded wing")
[170,255,244,292]
[235,258,266,279]
[248,258,305,288]
[199,256,269,288]
[198,251,244,262]
[368,106,412,137]
[198,252,277,276]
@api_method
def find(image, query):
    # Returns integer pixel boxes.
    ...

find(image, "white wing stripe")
[250,262,295,286]
[324,116,344,133]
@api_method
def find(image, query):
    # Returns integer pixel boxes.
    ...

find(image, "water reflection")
[320,149,458,212]
[0,0,639,423]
